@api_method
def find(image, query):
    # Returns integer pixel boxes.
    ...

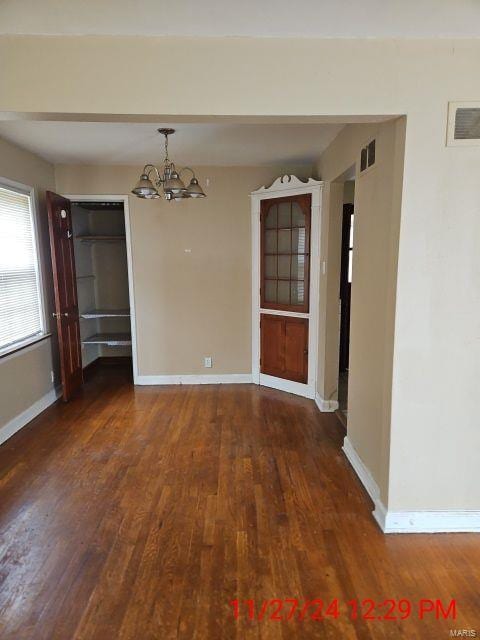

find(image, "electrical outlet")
[204,356,212,368]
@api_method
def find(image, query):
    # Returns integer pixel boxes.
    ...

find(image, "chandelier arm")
[143,164,163,184]
[178,167,196,179]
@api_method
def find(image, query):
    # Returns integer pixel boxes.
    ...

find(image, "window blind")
[0,186,44,352]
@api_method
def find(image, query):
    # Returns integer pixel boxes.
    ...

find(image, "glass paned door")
[260,194,311,312]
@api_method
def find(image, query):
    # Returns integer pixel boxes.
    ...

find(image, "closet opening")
[71,199,134,382]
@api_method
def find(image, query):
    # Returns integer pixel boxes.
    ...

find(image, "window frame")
[260,194,311,313]
[0,177,49,359]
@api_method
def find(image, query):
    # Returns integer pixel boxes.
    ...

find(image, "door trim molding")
[63,194,139,384]
[251,176,323,399]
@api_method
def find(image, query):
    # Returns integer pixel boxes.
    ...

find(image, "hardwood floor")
[0,368,478,639]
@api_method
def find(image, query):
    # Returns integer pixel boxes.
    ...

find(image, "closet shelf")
[81,308,130,319]
[76,235,126,243]
[82,333,132,346]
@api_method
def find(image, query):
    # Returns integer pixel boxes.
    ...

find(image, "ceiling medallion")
[131,128,206,202]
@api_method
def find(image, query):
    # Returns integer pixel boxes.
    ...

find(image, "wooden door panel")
[46,191,83,401]
[284,317,308,383]
[261,314,308,384]
[260,314,285,378]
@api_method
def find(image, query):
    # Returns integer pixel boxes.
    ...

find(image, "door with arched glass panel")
[260,194,311,383]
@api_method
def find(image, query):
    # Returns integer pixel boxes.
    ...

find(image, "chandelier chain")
[164,133,169,162]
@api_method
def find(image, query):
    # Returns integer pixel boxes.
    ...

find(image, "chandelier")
[131,128,206,201]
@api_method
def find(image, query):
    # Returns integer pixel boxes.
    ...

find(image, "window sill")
[0,333,52,360]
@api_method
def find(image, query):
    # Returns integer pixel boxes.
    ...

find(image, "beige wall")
[317,119,406,503]
[55,164,310,377]
[0,136,58,431]
[2,34,480,512]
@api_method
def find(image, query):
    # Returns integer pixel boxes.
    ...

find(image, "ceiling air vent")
[447,102,480,146]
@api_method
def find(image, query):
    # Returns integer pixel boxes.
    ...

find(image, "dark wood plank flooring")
[0,368,478,639]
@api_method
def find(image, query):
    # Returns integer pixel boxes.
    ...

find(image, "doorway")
[47,193,138,400]
[337,181,355,419]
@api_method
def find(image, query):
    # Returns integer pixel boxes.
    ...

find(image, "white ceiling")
[0,121,348,166]
[0,0,479,38]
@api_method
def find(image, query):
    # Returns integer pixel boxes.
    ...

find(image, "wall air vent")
[360,139,376,173]
[447,102,480,146]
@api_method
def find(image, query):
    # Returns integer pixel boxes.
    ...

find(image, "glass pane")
[349,214,354,249]
[291,202,305,227]
[265,280,277,302]
[291,254,305,280]
[265,204,277,229]
[265,229,277,253]
[291,281,305,305]
[278,229,290,253]
[292,227,307,253]
[278,255,291,279]
[265,255,277,278]
[278,202,291,228]
[278,280,290,304]
[348,249,353,283]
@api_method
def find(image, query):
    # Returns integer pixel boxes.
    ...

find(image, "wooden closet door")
[261,314,308,384]
[46,191,83,401]
[260,314,285,379]
[284,317,308,383]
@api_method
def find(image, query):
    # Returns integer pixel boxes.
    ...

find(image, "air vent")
[360,139,376,173]
[447,102,480,146]
[454,108,480,139]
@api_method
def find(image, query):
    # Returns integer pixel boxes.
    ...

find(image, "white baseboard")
[315,392,339,412]
[343,436,480,534]
[0,385,62,447]
[135,373,253,386]
[342,436,381,503]
[259,373,315,399]
[374,503,480,533]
